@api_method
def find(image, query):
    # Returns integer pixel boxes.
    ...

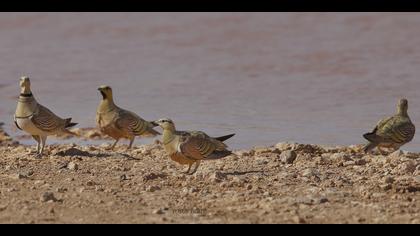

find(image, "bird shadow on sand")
[54,148,111,158]
[113,152,140,160]
[53,147,139,160]
[223,170,265,176]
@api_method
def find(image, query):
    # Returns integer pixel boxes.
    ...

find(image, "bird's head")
[151,118,176,131]
[19,76,31,90]
[398,98,409,116]
[98,85,113,100]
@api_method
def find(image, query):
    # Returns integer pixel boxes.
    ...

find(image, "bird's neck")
[98,98,116,113]
[162,128,176,145]
[398,108,409,117]
[16,89,38,117]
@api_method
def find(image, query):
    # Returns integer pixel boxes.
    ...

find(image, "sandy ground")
[0,125,419,224]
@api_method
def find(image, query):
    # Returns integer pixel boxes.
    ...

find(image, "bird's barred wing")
[375,116,393,132]
[378,117,415,144]
[179,133,217,160]
[395,122,416,142]
[31,104,65,132]
[179,131,227,160]
[363,117,392,142]
[115,110,152,136]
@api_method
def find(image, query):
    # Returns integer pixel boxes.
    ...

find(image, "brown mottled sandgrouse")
[151,118,235,175]
[96,85,160,150]
[14,76,77,157]
[363,98,415,154]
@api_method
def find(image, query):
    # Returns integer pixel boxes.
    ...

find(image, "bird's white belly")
[16,117,46,136]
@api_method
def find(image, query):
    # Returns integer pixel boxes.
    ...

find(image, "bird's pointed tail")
[65,118,78,129]
[206,150,234,160]
[63,118,79,136]
[215,133,235,142]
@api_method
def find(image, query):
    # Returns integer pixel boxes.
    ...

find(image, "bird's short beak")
[150,121,158,127]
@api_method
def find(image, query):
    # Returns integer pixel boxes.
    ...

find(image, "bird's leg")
[31,135,41,155]
[127,136,135,150]
[36,137,41,154]
[37,136,47,158]
[110,139,119,150]
[184,164,192,175]
[390,146,400,154]
[189,161,201,175]
[377,146,386,156]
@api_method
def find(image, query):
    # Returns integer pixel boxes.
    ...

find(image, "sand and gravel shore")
[0,124,419,224]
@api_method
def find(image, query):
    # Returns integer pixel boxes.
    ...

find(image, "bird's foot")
[377,147,390,156]
[183,168,198,175]
[188,162,200,175]
[183,167,193,175]
[187,170,198,175]
[27,150,38,155]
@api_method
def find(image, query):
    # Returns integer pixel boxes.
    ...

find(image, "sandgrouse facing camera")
[14,76,78,157]
[151,118,235,175]
[96,85,160,150]
[363,98,415,154]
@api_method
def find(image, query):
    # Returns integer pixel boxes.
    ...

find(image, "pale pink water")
[1,13,420,151]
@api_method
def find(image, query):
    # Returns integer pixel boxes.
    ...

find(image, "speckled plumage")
[363,98,415,154]
[96,86,160,150]
[152,118,235,174]
[14,77,77,157]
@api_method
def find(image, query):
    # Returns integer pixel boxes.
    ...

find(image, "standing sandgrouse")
[96,85,160,150]
[151,118,235,175]
[14,76,77,157]
[363,98,415,154]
